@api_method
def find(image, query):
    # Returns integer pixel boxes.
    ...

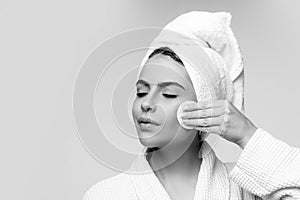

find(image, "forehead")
[138,54,192,86]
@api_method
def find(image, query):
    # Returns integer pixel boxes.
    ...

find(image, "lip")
[137,116,160,126]
[138,122,157,129]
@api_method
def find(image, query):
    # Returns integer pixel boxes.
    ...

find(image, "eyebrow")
[135,79,185,90]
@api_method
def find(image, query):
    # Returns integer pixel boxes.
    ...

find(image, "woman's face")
[132,54,198,149]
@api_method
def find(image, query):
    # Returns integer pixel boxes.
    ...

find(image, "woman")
[84,11,300,200]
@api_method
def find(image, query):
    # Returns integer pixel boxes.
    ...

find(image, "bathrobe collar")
[127,140,230,200]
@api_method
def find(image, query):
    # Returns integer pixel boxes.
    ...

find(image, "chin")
[138,136,167,149]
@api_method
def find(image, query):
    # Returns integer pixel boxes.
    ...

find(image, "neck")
[147,133,203,180]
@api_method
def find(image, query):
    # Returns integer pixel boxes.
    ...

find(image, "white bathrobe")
[83,128,300,199]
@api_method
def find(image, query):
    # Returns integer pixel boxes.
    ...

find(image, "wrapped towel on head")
[136,11,245,141]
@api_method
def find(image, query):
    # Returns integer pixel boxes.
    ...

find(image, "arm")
[229,128,300,200]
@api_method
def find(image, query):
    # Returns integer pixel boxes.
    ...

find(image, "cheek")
[131,97,182,125]
[165,104,178,120]
[162,102,181,131]
[131,99,139,119]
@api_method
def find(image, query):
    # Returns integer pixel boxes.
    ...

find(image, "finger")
[183,99,224,111]
[182,115,224,127]
[181,107,225,119]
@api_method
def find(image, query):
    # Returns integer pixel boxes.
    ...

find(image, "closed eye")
[136,92,177,98]
[136,92,147,97]
[163,94,177,98]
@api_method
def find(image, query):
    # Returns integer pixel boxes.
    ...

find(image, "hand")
[180,100,258,149]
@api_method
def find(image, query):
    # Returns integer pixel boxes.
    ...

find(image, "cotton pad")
[177,100,197,129]
[177,100,211,141]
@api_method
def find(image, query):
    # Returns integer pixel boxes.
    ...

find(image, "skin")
[131,53,258,199]
[132,54,198,149]
[132,54,202,199]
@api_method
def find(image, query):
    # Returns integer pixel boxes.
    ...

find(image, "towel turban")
[136,11,245,140]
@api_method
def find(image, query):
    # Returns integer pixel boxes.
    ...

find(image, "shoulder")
[83,173,136,200]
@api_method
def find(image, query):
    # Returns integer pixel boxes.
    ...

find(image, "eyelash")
[136,92,177,98]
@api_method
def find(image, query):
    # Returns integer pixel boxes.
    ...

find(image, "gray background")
[1,0,300,199]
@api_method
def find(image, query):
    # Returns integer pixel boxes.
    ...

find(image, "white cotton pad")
[177,100,197,129]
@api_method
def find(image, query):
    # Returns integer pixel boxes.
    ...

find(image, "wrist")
[238,122,257,149]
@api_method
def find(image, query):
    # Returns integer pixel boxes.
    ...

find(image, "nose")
[141,101,156,112]
[141,90,157,113]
